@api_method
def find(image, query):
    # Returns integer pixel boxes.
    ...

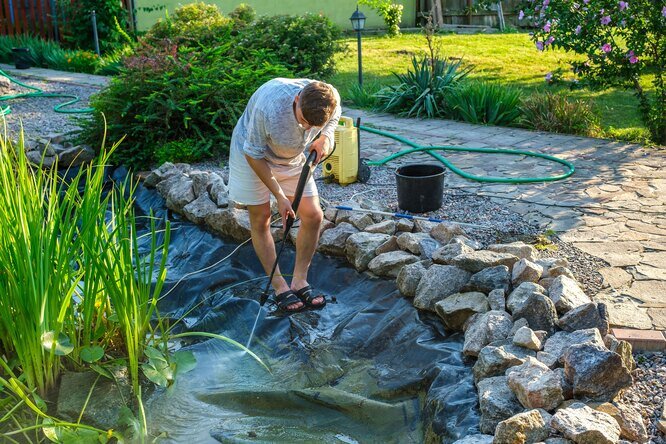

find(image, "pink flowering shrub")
[517,0,666,144]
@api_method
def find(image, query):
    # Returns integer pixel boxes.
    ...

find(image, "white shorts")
[228,147,318,206]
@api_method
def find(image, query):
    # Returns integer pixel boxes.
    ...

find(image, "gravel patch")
[618,352,666,443]
[0,75,97,139]
[540,237,608,296]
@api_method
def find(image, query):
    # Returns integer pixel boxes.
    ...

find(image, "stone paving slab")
[0,64,109,88]
[345,106,666,330]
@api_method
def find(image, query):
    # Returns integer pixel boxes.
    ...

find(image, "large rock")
[144,162,180,187]
[435,292,489,331]
[182,194,218,225]
[432,241,474,265]
[595,403,648,443]
[375,235,399,255]
[604,335,635,372]
[367,250,419,278]
[57,368,131,430]
[365,219,396,235]
[513,292,558,336]
[188,170,211,198]
[557,302,609,337]
[345,232,391,271]
[396,218,414,232]
[563,343,633,402]
[548,276,591,315]
[555,367,573,400]
[465,265,511,294]
[449,251,519,273]
[396,232,439,258]
[506,282,547,314]
[396,261,427,298]
[348,213,374,231]
[488,289,506,311]
[539,329,605,368]
[488,242,537,261]
[430,222,464,244]
[208,172,229,207]
[477,376,524,435]
[463,310,513,357]
[58,145,96,167]
[413,219,438,233]
[157,173,196,211]
[205,208,251,242]
[473,342,535,382]
[413,265,471,312]
[511,259,544,286]
[493,409,552,444]
[551,402,621,444]
[513,326,542,351]
[317,222,358,256]
[506,357,564,411]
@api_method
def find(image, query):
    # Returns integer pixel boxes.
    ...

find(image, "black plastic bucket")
[12,47,32,69]
[395,163,445,213]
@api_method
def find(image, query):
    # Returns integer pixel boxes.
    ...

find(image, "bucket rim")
[394,163,446,179]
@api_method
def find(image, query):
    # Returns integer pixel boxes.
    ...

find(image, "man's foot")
[274,290,304,312]
[292,285,326,308]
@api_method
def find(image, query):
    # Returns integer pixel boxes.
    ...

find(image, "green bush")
[60,0,131,53]
[375,56,472,118]
[359,0,404,37]
[443,81,522,126]
[147,2,232,46]
[79,41,291,167]
[229,3,256,30]
[345,82,381,108]
[519,92,601,137]
[155,138,213,164]
[238,13,344,77]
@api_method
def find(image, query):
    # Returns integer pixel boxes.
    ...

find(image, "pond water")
[130,175,480,444]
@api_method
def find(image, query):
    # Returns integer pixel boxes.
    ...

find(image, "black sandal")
[272,290,304,315]
[293,285,326,309]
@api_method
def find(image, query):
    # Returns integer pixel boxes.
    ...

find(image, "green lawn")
[329,32,653,143]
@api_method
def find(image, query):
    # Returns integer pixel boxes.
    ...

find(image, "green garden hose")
[0,68,93,116]
[360,125,575,183]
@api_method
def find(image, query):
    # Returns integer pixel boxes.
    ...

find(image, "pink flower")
[519,10,525,20]
[575,25,582,34]
[536,41,544,51]
[543,21,551,32]
[545,72,553,82]
[546,36,555,45]
[543,0,550,6]
[602,43,612,53]
[619,1,628,11]
[601,15,611,25]
[662,6,666,17]
[573,2,580,9]
[627,50,639,64]
[583,0,589,3]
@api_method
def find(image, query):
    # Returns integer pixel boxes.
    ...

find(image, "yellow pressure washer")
[323,116,371,185]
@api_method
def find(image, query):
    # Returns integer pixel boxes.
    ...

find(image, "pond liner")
[123,168,481,443]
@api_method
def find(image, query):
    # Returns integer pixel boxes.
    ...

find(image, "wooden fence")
[0,0,131,39]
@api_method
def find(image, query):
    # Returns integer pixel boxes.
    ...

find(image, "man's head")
[294,81,337,129]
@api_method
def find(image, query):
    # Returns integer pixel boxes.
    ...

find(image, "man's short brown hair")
[299,81,337,127]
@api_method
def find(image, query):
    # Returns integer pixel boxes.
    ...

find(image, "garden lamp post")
[350,7,366,87]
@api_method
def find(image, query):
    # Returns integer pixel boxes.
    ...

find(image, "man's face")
[293,95,316,131]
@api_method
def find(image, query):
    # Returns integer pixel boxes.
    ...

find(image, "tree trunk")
[431,0,443,27]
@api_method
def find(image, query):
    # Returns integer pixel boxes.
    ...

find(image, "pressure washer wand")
[259,149,319,307]
[333,205,493,230]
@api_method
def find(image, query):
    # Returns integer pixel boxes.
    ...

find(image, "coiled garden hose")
[360,125,575,183]
[0,67,93,116]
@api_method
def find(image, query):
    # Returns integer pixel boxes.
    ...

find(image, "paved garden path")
[344,107,666,332]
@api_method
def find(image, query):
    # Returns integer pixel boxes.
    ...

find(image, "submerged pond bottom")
[131,180,479,443]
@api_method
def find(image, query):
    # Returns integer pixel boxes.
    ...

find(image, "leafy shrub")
[229,3,256,30]
[375,56,472,118]
[53,49,100,74]
[443,81,522,125]
[155,138,213,164]
[238,14,344,77]
[346,82,381,108]
[147,2,232,46]
[359,0,404,36]
[517,0,666,144]
[519,92,601,137]
[60,0,130,53]
[79,41,291,167]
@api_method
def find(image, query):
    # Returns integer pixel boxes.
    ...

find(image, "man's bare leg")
[290,195,324,305]
[247,202,303,310]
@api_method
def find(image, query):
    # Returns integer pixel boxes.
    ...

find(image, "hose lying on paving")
[0,67,93,116]
[360,125,575,184]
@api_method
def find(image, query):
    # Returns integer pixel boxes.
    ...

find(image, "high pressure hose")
[0,67,93,116]
[359,125,575,183]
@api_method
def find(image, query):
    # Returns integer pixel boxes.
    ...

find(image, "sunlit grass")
[330,31,653,142]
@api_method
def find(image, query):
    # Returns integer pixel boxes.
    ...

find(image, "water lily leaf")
[42,418,60,442]
[144,346,167,364]
[80,345,104,363]
[141,363,168,387]
[173,350,197,376]
[41,331,74,356]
